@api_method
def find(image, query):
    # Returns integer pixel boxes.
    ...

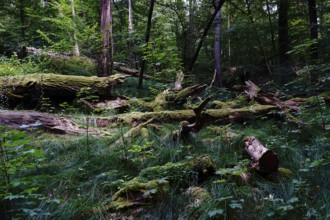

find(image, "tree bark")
[265,0,276,63]
[188,0,225,72]
[0,74,126,106]
[70,0,80,57]
[107,104,276,125]
[99,0,113,76]
[138,0,155,89]
[244,137,279,174]
[278,0,290,66]
[213,9,222,87]
[128,0,137,68]
[0,110,88,134]
[308,0,318,83]
[184,0,197,68]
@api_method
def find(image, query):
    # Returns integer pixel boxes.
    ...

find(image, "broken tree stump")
[244,136,279,174]
[177,97,211,141]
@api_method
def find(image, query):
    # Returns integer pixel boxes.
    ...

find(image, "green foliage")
[0,126,46,218]
[38,97,55,113]
[142,36,182,80]
[0,54,46,76]
[74,86,101,113]
[128,141,155,166]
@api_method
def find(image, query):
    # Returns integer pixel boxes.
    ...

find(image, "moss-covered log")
[110,179,169,210]
[110,155,215,209]
[0,74,126,106]
[106,104,276,125]
[151,84,207,111]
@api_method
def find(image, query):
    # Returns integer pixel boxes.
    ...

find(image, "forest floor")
[0,75,330,220]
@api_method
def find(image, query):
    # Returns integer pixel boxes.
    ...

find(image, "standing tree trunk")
[138,0,155,89]
[99,0,113,77]
[277,0,294,83]
[265,0,276,63]
[184,0,196,68]
[278,0,290,66]
[213,9,222,87]
[188,0,225,72]
[227,5,231,66]
[308,0,318,83]
[128,0,136,68]
[70,0,80,57]
[19,0,25,41]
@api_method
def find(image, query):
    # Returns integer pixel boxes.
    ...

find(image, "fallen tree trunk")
[0,104,277,135]
[111,118,154,148]
[113,63,151,79]
[0,110,99,134]
[106,104,277,125]
[0,74,126,107]
[151,84,207,111]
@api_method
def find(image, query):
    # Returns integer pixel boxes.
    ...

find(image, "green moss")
[111,178,169,209]
[140,161,191,186]
[212,100,241,109]
[140,155,216,186]
[278,167,292,178]
[151,92,168,111]
[184,186,210,207]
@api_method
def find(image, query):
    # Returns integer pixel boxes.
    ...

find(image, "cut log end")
[244,136,279,174]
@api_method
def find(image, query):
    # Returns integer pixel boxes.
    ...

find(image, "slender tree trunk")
[214,10,222,87]
[128,0,136,68]
[308,0,318,83]
[227,7,231,66]
[138,0,155,89]
[184,0,196,68]
[278,0,290,66]
[99,0,113,77]
[19,0,25,40]
[188,0,225,72]
[70,0,80,56]
[265,0,276,63]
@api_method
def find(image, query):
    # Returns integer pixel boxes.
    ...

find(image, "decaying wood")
[174,70,184,91]
[0,74,126,106]
[177,97,211,141]
[245,80,261,100]
[0,104,276,135]
[151,84,207,111]
[320,91,330,102]
[109,104,276,125]
[244,136,279,174]
[111,155,215,209]
[0,110,99,135]
[113,63,151,79]
[111,118,154,148]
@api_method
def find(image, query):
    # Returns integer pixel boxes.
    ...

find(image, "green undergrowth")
[0,75,330,219]
[1,92,329,219]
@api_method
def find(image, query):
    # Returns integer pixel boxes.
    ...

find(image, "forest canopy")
[0,0,329,86]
